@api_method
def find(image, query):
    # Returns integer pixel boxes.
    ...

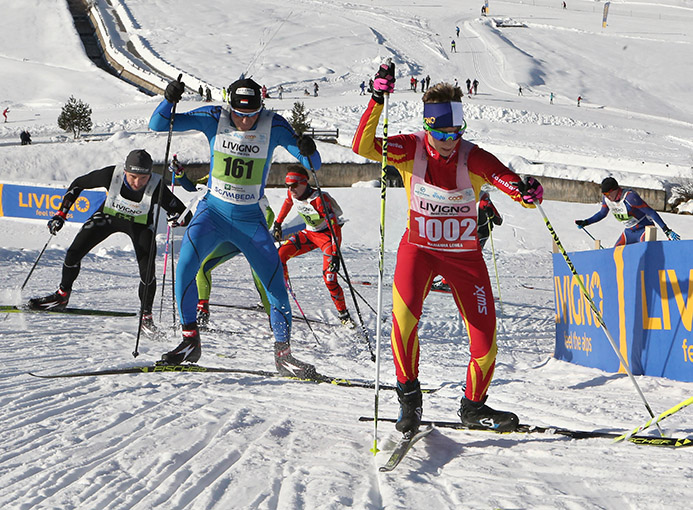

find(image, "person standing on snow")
[451,39,457,52]
[27,149,189,336]
[149,77,321,377]
[352,62,544,436]
[313,83,319,97]
[272,165,353,327]
[472,79,479,95]
[575,177,680,245]
[3,107,8,123]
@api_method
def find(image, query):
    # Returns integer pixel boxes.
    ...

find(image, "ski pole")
[308,163,375,360]
[580,226,604,249]
[21,233,53,291]
[488,227,504,316]
[158,156,177,322]
[335,270,378,316]
[535,201,663,435]
[372,67,392,455]
[285,276,320,346]
[613,395,693,442]
[134,75,181,358]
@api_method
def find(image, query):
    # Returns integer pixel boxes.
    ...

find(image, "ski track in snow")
[2,238,693,509]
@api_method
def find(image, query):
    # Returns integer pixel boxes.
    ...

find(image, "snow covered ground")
[1,1,693,509]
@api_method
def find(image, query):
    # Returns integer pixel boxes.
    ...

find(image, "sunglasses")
[424,121,467,142]
[231,107,263,118]
[286,182,304,189]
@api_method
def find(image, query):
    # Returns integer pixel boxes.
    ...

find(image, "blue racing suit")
[149,100,321,343]
[583,189,668,246]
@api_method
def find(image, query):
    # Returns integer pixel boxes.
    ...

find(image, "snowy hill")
[1,1,693,509]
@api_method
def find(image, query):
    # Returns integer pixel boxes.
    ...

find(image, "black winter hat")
[601,177,619,193]
[229,78,262,110]
[125,149,153,175]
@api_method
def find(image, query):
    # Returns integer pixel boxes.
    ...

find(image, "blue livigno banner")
[553,240,693,382]
[0,183,105,223]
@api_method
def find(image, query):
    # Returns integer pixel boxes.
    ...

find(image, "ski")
[379,426,433,472]
[360,417,693,447]
[209,302,329,325]
[613,395,693,443]
[1,305,136,317]
[27,363,437,392]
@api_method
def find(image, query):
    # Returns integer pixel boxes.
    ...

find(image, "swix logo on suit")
[210,108,272,205]
[474,284,488,315]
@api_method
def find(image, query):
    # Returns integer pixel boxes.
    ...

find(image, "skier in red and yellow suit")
[352,63,543,434]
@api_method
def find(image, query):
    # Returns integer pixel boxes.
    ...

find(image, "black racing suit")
[56,166,186,313]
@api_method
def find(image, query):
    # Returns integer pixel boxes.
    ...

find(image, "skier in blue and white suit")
[149,77,321,378]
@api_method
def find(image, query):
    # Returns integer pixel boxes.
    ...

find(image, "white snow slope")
[1,1,693,509]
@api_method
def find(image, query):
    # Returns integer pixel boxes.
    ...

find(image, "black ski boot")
[160,325,201,364]
[28,287,70,311]
[458,395,519,432]
[274,341,317,379]
[396,379,423,435]
[338,309,356,328]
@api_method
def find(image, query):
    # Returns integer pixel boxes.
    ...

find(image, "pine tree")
[289,101,311,135]
[57,96,93,139]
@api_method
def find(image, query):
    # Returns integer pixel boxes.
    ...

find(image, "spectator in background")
[360,81,366,95]
[20,130,31,145]
[205,87,212,102]
[3,107,9,123]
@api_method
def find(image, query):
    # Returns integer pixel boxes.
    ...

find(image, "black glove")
[575,219,588,229]
[47,212,66,235]
[167,210,192,227]
[516,176,544,205]
[297,135,316,157]
[271,222,283,242]
[328,255,340,273]
[164,76,185,103]
[168,156,184,177]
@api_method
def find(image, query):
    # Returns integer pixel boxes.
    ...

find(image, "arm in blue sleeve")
[271,115,322,170]
[584,200,609,225]
[149,100,221,138]
[174,173,198,192]
[626,192,669,230]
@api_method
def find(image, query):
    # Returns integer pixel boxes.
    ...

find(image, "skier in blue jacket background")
[575,177,680,246]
